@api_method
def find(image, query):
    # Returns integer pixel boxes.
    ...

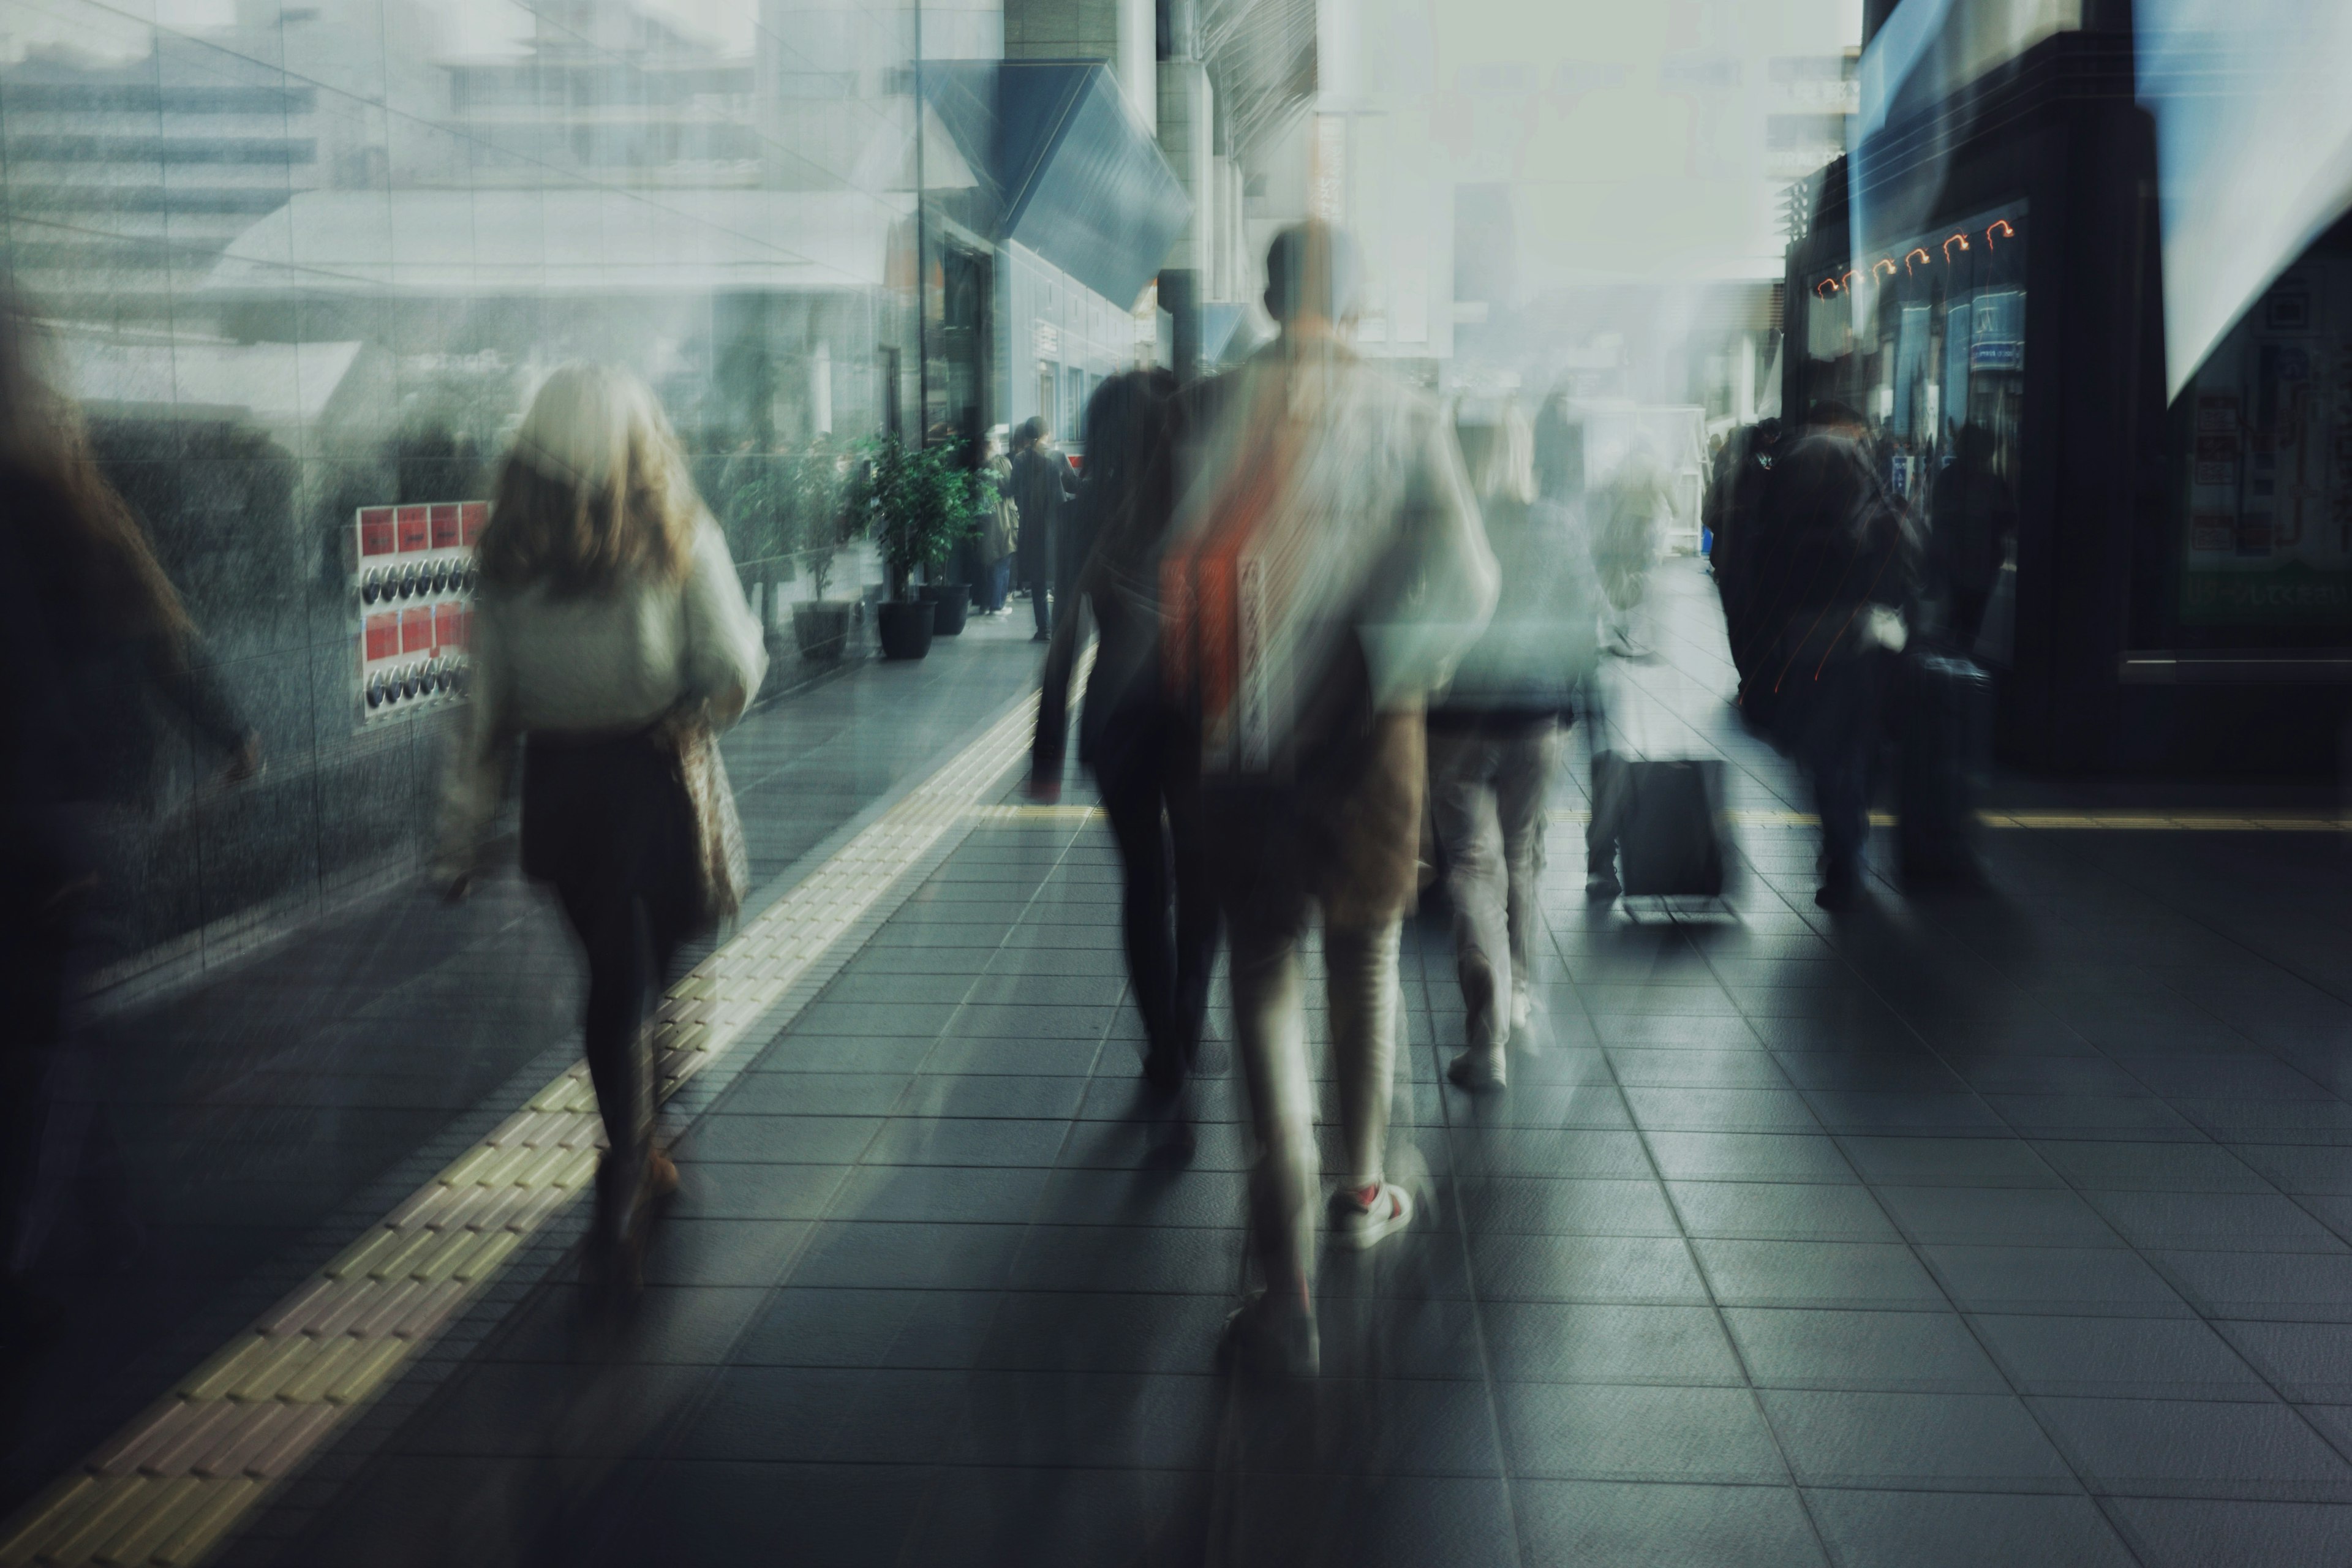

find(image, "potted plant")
[784,439,854,662]
[851,433,982,661]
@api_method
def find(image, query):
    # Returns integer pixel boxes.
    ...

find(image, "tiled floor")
[34,569,2352,1567]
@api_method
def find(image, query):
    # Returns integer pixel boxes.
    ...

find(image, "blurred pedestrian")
[439,364,767,1287]
[976,425,1015,614]
[1732,415,1918,910]
[1166,222,1496,1376]
[1429,399,1598,1089]
[1592,444,1670,658]
[1011,417,1075,641]
[1031,369,1219,1093]
[0,303,259,1341]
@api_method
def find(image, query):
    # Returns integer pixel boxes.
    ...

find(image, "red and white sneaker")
[1329,1180,1415,1251]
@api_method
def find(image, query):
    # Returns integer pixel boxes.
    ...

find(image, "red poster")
[396,507,430,552]
[358,507,396,556]
[434,601,461,650]
[430,503,461,548]
[461,501,488,545]
[364,612,399,662]
[402,606,433,653]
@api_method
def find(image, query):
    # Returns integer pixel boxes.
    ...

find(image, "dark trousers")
[522,731,695,1239]
[1774,654,1883,890]
[1950,587,1992,651]
[1020,533,1053,634]
[1095,731,1219,1071]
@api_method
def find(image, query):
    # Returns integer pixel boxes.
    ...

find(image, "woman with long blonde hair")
[440,364,766,1285]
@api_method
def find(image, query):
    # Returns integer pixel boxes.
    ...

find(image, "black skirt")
[519,728,698,936]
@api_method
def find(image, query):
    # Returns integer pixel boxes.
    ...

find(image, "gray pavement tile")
[1724,1307,2007,1393]
[1450,1127,1655,1180]
[971,1290,1235,1373]
[1803,1092,2013,1136]
[2214,1320,2352,1401]
[922,1035,1104,1077]
[1838,1136,2062,1188]
[949,1370,1226,1470]
[1643,1132,1858,1183]
[1667,1180,1901,1242]
[733,1286,1000,1368]
[1452,1176,1679,1235]
[1468,1232,1711,1305]
[787,1220,1027,1290]
[831,1163,1053,1223]
[1692,1239,1947,1310]
[1513,1480,1826,1568]
[1970,1312,2269,1400]
[1216,1472,1520,1568]
[2234,1146,2352,1196]
[390,1361,709,1458]
[1006,1224,1247,1296]
[2034,1395,2352,1501]
[489,1284,768,1366]
[2035,1140,2273,1193]
[675,1113,882,1164]
[675,1366,965,1463]
[1758,1389,2074,1491]
[603,1461,931,1568]
[885,1072,1088,1120]
[1803,1489,2136,1568]
[1625,1087,1823,1133]
[1483,1302,1745,1386]
[2106,1497,2352,1568]
[2087,1190,2350,1253]
[664,1161,843,1221]
[861,1116,1072,1168]
[1875,1184,2129,1248]
[1311,1292,1488,1381]
[1605,1047,1790,1088]
[1028,1166,1251,1228]
[897,1467,1204,1568]
[641,1219,813,1287]
[718,1071,911,1117]
[755,1033,941,1073]
[2154,1250,2352,1320]
[1923,1244,2195,1317]
[1498,1383,1786,1483]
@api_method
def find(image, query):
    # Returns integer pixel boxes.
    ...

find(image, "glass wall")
[2165,211,2352,639]
[0,0,941,971]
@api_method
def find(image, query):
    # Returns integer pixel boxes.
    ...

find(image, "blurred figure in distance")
[1429,399,1599,1089]
[439,364,766,1289]
[1031,369,1220,1095]
[1010,417,1076,641]
[1928,422,2016,650]
[1166,221,1497,1376]
[976,424,1016,615]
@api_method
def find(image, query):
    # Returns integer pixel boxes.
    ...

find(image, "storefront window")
[1801,203,2029,504]
[2173,217,2352,632]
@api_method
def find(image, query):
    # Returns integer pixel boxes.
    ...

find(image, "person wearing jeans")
[1428,398,1599,1087]
[1170,222,1496,1377]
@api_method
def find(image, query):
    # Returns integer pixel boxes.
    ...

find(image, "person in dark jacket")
[1733,422,1920,910]
[1030,370,1218,1093]
[1009,417,1076,641]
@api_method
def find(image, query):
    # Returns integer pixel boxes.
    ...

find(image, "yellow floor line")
[0,693,1047,1568]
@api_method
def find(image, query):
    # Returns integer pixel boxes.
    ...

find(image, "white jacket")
[437,513,767,877]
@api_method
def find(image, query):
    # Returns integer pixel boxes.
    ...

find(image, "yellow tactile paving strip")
[986,804,2352,832]
[0,693,1044,1568]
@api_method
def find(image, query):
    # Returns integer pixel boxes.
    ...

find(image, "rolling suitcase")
[1614,757,1730,897]
[1898,651,1991,884]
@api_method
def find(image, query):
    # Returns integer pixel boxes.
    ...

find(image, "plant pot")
[919,582,971,636]
[792,601,852,663]
[876,599,937,661]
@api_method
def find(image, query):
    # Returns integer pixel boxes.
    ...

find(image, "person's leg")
[1801,661,1874,907]
[1493,722,1560,1042]
[1028,545,1052,636]
[1951,587,1990,650]
[1099,761,1180,1087]
[1163,764,1221,1067]
[1226,901,1316,1311]
[564,883,658,1250]
[1324,916,1407,1245]
[1430,733,1510,1089]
